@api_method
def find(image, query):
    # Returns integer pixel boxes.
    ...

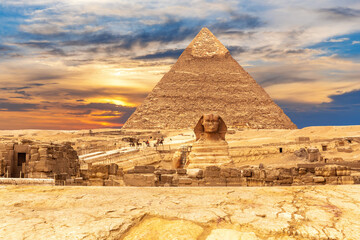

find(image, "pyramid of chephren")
[123,27,297,130]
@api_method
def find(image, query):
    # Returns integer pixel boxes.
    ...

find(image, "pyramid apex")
[187,27,229,58]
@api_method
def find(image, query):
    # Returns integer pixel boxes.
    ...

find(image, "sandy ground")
[1,185,360,240]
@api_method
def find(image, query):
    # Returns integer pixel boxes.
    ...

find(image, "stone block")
[265,169,279,180]
[230,168,242,177]
[252,169,266,179]
[204,166,221,178]
[89,179,104,186]
[123,174,155,186]
[30,148,38,154]
[325,177,338,185]
[226,177,247,186]
[290,167,299,176]
[134,165,155,173]
[158,174,174,185]
[30,153,39,161]
[296,137,310,142]
[154,169,176,175]
[178,177,193,185]
[313,176,325,183]
[176,169,187,175]
[336,166,351,176]
[204,177,226,186]
[315,166,336,177]
[339,176,354,185]
[220,168,231,178]
[275,177,293,185]
[247,178,264,187]
[38,148,47,156]
[186,169,203,178]
[242,169,252,177]
[278,168,292,180]
[109,163,118,175]
[353,176,360,184]
[337,147,353,153]
[89,165,109,179]
[307,148,320,162]
[74,177,83,184]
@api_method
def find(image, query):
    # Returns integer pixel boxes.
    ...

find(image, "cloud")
[0,101,39,111]
[319,7,360,20]
[63,102,135,112]
[353,41,360,44]
[133,49,184,60]
[327,38,349,42]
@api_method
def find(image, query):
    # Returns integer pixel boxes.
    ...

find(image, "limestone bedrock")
[1,185,360,240]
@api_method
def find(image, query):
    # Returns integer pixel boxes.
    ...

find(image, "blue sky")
[0,0,360,129]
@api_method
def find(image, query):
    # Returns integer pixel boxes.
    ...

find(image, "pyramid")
[123,28,297,130]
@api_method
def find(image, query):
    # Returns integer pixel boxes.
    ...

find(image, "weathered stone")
[176,168,187,175]
[243,169,252,177]
[187,114,232,168]
[307,147,320,162]
[265,169,279,180]
[294,148,308,158]
[315,165,336,177]
[337,147,353,153]
[313,176,325,183]
[226,177,247,186]
[336,166,351,176]
[204,166,221,178]
[339,176,354,184]
[123,173,155,186]
[133,165,155,173]
[187,169,203,178]
[204,177,226,186]
[325,177,338,185]
[178,177,193,185]
[109,163,118,175]
[123,27,297,130]
[247,178,264,187]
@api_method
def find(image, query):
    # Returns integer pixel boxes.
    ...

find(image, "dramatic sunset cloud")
[0,0,360,129]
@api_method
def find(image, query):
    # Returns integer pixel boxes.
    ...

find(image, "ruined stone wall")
[0,142,79,179]
[79,163,360,187]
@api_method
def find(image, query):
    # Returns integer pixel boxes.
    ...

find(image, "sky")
[0,0,360,129]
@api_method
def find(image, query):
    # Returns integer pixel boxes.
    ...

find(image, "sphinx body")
[186,114,232,169]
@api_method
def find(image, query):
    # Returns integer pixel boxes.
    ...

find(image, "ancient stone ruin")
[185,113,232,168]
[0,141,79,181]
[123,27,297,130]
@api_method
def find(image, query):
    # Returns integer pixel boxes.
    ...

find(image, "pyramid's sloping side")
[123,28,297,130]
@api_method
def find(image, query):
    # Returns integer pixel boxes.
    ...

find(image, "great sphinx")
[185,113,232,169]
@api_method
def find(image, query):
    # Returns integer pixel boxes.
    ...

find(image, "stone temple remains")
[123,27,297,130]
[186,113,232,168]
[0,141,79,181]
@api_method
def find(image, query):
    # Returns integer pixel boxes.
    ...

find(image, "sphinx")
[185,113,232,169]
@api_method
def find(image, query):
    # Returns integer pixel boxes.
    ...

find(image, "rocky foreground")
[1,185,359,240]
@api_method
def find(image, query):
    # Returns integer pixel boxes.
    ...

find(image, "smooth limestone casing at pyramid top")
[123,28,297,130]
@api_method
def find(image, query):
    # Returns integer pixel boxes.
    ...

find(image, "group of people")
[128,137,164,148]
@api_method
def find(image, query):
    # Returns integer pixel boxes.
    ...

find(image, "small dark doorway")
[18,153,26,167]
[322,145,327,151]
[279,147,283,153]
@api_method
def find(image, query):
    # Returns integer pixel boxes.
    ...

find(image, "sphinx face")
[202,114,219,133]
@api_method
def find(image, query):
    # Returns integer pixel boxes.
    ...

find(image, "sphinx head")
[194,113,227,141]
[202,114,220,133]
